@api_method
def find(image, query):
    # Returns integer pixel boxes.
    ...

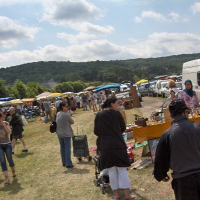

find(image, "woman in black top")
[94,97,135,200]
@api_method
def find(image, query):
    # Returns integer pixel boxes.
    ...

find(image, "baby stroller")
[93,152,111,194]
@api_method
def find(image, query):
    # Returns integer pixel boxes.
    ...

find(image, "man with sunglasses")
[154,99,200,200]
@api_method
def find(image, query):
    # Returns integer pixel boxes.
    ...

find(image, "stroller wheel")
[88,156,92,162]
[93,179,100,187]
[100,184,105,194]
[78,157,82,162]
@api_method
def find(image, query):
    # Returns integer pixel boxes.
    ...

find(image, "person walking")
[168,80,179,101]
[43,99,54,123]
[81,93,88,111]
[56,102,74,168]
[94,97,135,200]
[154,99,200,200]
[9,107,28,154]
[0,112,16,186]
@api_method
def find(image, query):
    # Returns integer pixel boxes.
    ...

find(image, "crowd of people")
[1,79,200,199]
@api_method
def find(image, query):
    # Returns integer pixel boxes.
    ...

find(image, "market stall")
[133,116,200,143]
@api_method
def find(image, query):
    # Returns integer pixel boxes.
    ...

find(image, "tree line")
[0,79,103,99]
[0,53,200,86]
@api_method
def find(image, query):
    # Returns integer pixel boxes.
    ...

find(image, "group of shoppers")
[154,79,200,199]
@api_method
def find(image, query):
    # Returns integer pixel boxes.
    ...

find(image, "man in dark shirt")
[154,99,200,200]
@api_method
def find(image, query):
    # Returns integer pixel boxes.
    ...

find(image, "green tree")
[13,79,27,99]
[72,81,85,93]
[0,79,9,97]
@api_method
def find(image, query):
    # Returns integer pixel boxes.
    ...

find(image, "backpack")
[50,121,57,133]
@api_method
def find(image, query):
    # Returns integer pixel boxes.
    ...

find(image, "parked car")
[138,82,150,96]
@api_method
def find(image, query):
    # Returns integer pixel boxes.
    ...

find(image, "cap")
[8,107,15,112]
[169,99,188,115]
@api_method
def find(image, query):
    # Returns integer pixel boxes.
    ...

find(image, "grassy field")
[0,108,175,200]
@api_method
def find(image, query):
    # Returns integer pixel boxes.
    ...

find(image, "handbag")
[50,121,57,133]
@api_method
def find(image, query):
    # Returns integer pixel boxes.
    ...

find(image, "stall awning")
[95,84,120,92]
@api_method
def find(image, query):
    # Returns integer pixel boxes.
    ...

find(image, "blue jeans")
[82,102,87,111]
[58,137,73,167]
[0,143,15,171]
[45,111,53,123]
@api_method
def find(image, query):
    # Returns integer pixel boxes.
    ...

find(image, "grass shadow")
[15,152,34,158]
[63,168,90,174]
[0,178,23,194]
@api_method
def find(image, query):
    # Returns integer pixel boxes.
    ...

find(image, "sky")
[0,0,200,68]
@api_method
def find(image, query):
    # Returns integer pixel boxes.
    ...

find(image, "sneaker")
[12,151,14,154]
[22,149,28,152]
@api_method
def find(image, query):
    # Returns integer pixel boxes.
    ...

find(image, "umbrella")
[62,92,75,97]
[83,86,96,91]
[36,92,52,100]
[11,99,23,104]
[0,101,11,106]
[46,93,63,98]
[135,79,148,85]
[22,98,36,102]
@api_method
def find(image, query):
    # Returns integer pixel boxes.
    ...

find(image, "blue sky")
[0,0,200,68]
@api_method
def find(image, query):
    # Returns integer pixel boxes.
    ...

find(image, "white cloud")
[191,2,200,14]
[169,12,180,21]
[141,11,167,21]
[0,16,39,48]
[57,32,97,44]
[41,0,103,25]
[1,33,200,68]
[134,16,142,23]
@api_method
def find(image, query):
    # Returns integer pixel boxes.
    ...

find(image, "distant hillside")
[0,53,200,85]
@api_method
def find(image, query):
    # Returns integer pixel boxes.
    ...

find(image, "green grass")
[0,108,175,200]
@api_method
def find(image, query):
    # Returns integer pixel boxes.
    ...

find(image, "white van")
[155,80,169,97]
[182,59,200,99]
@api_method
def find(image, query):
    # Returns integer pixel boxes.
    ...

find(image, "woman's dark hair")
[101,97,117,109]
[59,102,67,111]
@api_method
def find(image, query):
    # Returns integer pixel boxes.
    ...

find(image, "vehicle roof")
[183,59,200,69]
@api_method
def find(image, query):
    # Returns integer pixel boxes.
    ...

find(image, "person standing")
[0,112,16,186]
[154,99,200,200]
[168,80,179,101]
[55,98,62,112]
[56,102,74,168]
[94,97,135,200]
[43,99,54,123]
[9,107,28,154]
[75,95,81,109]
[178,79,199,113]
[81,93,88,111]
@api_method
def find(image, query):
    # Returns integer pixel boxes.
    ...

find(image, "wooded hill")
[0,53,200,85]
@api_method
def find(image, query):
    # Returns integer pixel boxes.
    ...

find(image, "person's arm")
[94,114,99,136]
[3,121,11,135]
[153,132,170,182]
[66,113,74,124]
[118,111,126,133]
[170,90,175,101]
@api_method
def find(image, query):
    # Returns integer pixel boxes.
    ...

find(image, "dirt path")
[137,96,166,119]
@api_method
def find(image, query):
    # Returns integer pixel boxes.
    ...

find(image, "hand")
[162,175,170,182]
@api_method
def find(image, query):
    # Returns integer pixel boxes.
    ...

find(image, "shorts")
[13,133,23,139]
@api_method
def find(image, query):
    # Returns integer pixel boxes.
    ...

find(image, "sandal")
[4,176,9,186]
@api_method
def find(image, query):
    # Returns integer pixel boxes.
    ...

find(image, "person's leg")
[19,138,28,152]
[172,174,199,200]
[4,143,16,177]
[12,138,16,153]
[107,166,120,199]
[82,102,85,111]
[58,137,65,166]
[117,167,135,199]
[45,111,48,123]
[0,145,9,185]
[63,137,73,167]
